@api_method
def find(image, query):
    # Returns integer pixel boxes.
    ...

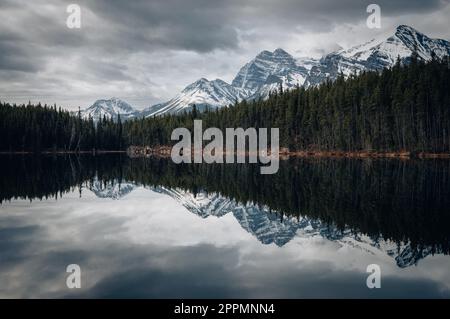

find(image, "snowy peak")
[81,97,139,121]
[394,25,450,60]
[89,178,136,199]
[305,25,450,85]
[296,57,321,71]
[182,78,237,97]
[232,48,309,94]
[143,78,247,117]
[338,25,449,65]
[273,48,292,56]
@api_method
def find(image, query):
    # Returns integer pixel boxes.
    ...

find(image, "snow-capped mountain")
[141,78,250,117]
[305,25,450,86]
[89,178,136,199]
[80,25,450,118]
[145,25,449,116]
[151,186,299,246]
[81,97,139,121]
[87,180,442,268]
[232,48,312,96]
[142,48,312,117]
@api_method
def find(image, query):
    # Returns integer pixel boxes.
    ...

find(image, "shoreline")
[287,150,450,159]
[2,147,450,159]
[127,146,450,159]
[0,150,127,155]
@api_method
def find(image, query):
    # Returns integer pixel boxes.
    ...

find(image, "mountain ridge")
[81,25,450,120]
[80,97,140,121]
[88,179,441,268]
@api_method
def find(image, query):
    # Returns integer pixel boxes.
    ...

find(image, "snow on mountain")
[305,25,450,86]
[140,48,311,117]
[153,186,300,246]
[146,25,449,116]
[81,97,139,121]
[89,178,136,199]
[142,78,249,117]
[232,48,310,94]
[80,25,449,118]
[87,180,441,267]
[296,56,321,71]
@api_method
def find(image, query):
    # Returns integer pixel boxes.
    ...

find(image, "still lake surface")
[1,154,450,298]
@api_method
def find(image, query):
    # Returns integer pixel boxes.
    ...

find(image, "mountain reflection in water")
[1,154,450,298]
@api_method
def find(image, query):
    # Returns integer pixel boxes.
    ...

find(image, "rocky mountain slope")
[82,25,450,119]
[88,179,441,268]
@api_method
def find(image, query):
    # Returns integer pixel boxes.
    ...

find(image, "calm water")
[1,154,450,298]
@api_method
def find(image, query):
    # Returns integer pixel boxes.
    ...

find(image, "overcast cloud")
[0,0,449,110]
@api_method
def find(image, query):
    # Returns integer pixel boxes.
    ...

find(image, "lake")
[0,154,450,298]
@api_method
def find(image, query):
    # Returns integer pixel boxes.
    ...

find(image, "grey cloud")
[2,0,448,56]
[0,44,38,72]
[78,57,133,82]
[0,0,19,9]
[80,0,449,52]
[0,30,43,72]
[1,235,448,298]
[229,0,447,32]
[82,0,240,53]
[0,6,84,73]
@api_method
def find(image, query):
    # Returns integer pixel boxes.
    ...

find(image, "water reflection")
[0,155,450,298]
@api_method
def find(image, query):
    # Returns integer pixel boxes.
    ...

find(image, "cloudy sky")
[1,0,449,110]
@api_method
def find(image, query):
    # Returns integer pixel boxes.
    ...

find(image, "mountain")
[145,25,449,116]
[80,97,139,121]
[232,48,312,97]
[139,49,313,117]
[151,186,299,246]
[143,48,313,117]
[89,178,136,199]
[141,78,250,117]
[305,25,450,86]
[88,180,441,268]
[81,25,450,118]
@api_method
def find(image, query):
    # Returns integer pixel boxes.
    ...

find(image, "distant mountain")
[80,97,139,121]
[145,25,449,116]
[81,25,450,118]
[89,178,136,199]
[88,180,441,268]
[142,48,313,116]
[232,48,312,98]
[141,78,250,117]
[305,25,450,86]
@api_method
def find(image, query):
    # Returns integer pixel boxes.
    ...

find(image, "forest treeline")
[125,57,450,153]
[0,103,123,152]
[1,57,449,153]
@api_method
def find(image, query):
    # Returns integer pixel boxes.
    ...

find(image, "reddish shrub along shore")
[127,146,450,159]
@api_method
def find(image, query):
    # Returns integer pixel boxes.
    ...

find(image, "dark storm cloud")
[1,0,448,60]
[84,0,240,52]
[79,57,133,81]
[80,0,448,51]
[0,0,447,69]
[0,1,85,74]
[0,40,38,72]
